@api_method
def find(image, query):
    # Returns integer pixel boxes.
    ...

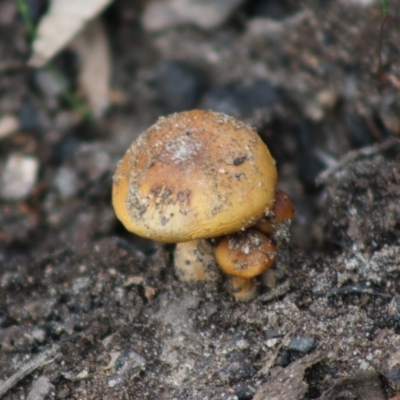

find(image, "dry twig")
[316,138,400,185]
[0,345,60,398]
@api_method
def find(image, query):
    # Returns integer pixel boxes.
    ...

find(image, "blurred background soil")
[1,0,400,399]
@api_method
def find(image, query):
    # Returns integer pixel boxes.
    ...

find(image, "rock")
[287,336,315,354]
[0,154,39,200]
[234,385,254,400]
[0,115,19,139]
[27,376,54,400]
[54,166,79,198]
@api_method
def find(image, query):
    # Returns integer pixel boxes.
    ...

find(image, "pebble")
[19,96,40,132]
[76,369,89,380]
[142,0,245,31]
[219,352,254,382]
[266,338,279,348]
[31,327,46,343]
[234,385,254,400]
[0,115,19,139]
[26,376,54,400]
[388,296,400,315]
[287,335,315,354]
[54,166,79,198]
[114,348,147,375]
[108,377,123,388]
[236,339,250,350]
[34,69,67,98]
[0,154,39,200]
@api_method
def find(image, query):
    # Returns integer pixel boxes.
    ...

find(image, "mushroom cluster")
[112,110,293,300]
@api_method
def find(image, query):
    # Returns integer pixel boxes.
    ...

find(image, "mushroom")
[255,189,294,236]
[215,229,276,300]
[112,110,278,291]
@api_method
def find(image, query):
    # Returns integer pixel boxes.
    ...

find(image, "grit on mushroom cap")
[112,110,277,242]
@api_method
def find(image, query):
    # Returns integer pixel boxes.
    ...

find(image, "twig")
[315,138,400,185]
[257,279,291,304]
[314,285,391,299]
[0,345,60,398]
[376,14,390,77]
[257,329,295,377]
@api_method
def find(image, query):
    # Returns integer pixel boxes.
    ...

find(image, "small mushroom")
[255,189,294,236]
[215,229,276,300]
[112,110,278,295]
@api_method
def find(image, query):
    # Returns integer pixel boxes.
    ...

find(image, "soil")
[1,1,400,399]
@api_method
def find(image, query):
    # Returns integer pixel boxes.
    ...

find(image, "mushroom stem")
[174,239,220,282]
[229,276,258,301]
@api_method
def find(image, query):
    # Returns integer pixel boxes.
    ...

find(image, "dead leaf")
[70,19,111,117]
[320,370,386,400]
[254,352,322,400]
[29,0,113,67]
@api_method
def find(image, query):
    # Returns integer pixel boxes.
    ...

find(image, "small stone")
[0,115,19,139]
[108,377,123,388]
[26,376,54,400]
[31,328,46,343]
[236,339,250,350]
[359,360,370,370]
[234,385,254,400]
[115,348,147,375]
[266,338,279,348]
[54,166,79,198]
[34,69,67,98]
[76,369,89,380]
[287,336,314,354]
[0,154,39,200]
[19,97,40,132]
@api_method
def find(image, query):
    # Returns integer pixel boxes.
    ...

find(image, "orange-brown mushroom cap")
[112,110,277,242]
[255,189,294,235]
[215,229,276,279]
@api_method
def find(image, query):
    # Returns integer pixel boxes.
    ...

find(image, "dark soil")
[1,1,400,399]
